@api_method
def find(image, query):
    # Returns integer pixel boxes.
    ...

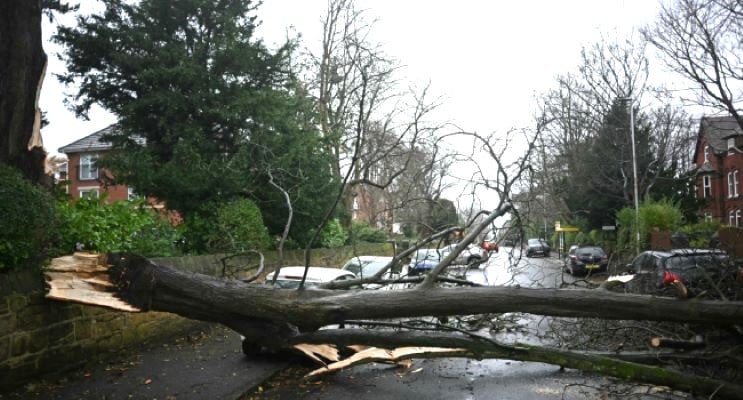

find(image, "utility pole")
[619,97,640,256]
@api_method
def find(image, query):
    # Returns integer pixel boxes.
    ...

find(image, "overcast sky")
[40,0,661,157]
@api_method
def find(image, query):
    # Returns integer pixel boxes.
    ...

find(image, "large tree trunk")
[45,253,743,399]
[0,0,49,185]
[46,253,743,340]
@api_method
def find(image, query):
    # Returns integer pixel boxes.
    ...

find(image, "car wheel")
[466,256,482,268]
[545,252,550,258]
[525,251,532,258]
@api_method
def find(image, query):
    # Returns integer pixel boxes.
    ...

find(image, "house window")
[737,210,742,227]
[79,187,99,199]
[127,187,139,201]
[352,197,360,219]
[728,138,736,152]
[704,145,710,163]
[702,175,712,198]
[729,170,740,198]
[79,154,98,180]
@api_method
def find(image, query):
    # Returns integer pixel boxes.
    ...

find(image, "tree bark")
[46,253,743,339]
[0,0,49,185]
[44,252,743,399]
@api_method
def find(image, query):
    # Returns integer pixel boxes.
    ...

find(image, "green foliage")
[0,165,56,270]
[320,219,348,248]
[349,221,387,243]
[183,199,270,253]
[423,199,459,235]
[55,196,180,256]
[402,224,416,238]
[679,219,721,248]
[616,198,683,253]
[54,0,338,245]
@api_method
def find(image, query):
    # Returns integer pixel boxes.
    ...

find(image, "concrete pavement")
[0,324,289,400]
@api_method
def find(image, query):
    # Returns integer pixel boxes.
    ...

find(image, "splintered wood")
[297,344,466,377]
[44,252,140,312]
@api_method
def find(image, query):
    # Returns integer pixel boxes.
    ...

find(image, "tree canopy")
[54,0,339,243]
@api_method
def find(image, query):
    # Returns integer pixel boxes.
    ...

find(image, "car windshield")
[575,247,604,256]
[359,261,388,277]
[665,254,725,271]
[528,239,542,246]
[413,249,440,262]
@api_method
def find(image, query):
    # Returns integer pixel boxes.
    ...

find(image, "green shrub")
[56,196,181,256]
[184,198,270,253]
[0,165,56,270]
[320,218,348,248]
[679,219,721,248]
[616,198,683,253]
[349,221,387,243]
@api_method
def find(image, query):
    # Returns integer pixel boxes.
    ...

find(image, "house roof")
[58,124,119,154]
[58,124,145,154]
[692,115,743,162]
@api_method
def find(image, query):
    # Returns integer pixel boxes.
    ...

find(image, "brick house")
[693,115,743,226]
[58,124,139,202]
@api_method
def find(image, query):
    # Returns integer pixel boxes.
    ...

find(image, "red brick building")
[693,116,743,226]
[58,124,139,202]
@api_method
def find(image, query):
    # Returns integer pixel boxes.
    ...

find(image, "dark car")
[525,238,550,257]
[564,245,608,275]
[624,249,729,296]
[407,249,441,276]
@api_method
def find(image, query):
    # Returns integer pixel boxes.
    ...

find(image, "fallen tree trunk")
[291,329,743,400]
[44,252,743,399]
[45,253,743,332]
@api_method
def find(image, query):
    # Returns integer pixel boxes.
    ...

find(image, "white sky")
[40,0,661,156]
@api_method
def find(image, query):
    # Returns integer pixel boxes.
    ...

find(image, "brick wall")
[0,243,391,392]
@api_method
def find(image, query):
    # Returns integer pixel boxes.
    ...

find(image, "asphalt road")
[243,249,631,400]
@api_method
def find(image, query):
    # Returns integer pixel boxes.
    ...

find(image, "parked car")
[341,256,395,279]
[623,249,729,296]
[525,238,551,257]
[265,266,357,289]
[564,245,608,275]
[407,248,441,276]
[440,243,488,267]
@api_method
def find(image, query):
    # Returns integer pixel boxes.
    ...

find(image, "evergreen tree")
[54,0,338,243]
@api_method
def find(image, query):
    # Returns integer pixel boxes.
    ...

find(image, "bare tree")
[535,36,699,229]
[644,0,743,126]
[307,0,449,234]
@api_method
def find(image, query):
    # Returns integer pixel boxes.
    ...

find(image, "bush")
[0,166,56,270]
[616,198,683,253]
[56,196,181,256]
[349,221,387,243]
[184,198,270,253]
[320,219,348,248]
[679,219,721,248]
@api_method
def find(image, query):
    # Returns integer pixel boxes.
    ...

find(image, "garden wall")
[0,243,391,392]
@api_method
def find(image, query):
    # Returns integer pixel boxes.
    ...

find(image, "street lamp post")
[619,97,640,256]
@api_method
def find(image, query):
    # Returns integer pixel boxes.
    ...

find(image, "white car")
[265,266,356,288]
[341,256,395,279]
[440,243,488,266]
